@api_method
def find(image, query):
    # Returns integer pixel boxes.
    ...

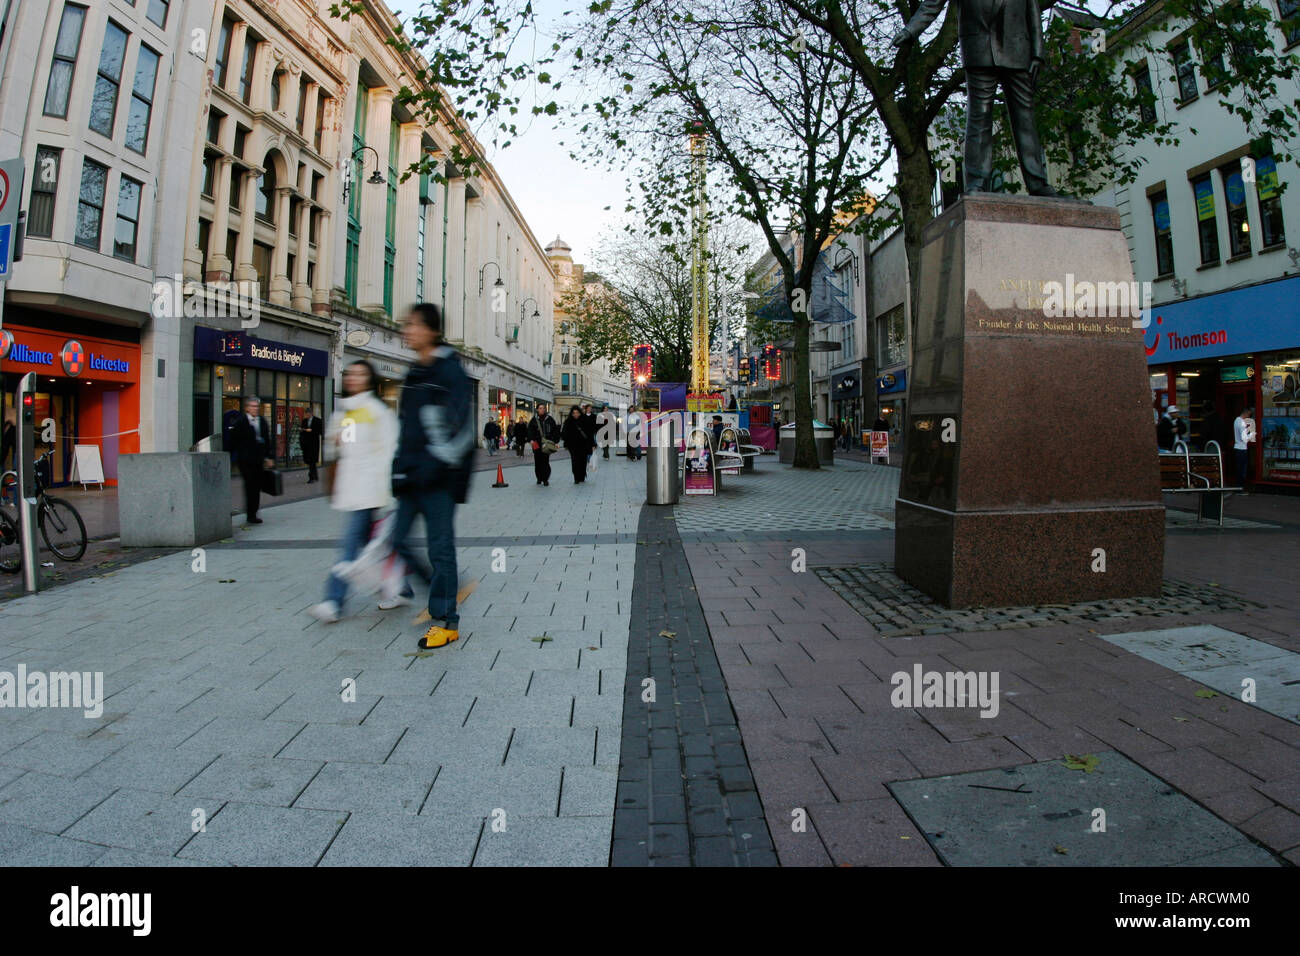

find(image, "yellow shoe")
[417,626,458,650]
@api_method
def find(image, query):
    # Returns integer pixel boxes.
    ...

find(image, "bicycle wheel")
[0,509,20,574]
[38,496,87,561]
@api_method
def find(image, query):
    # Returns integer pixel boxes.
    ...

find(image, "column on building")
[358,87,394,313]
[232,167,259,284]
[205,157,235,281]
[426,153,447,317]
[313,209,333,315]
[444,176,468,343]
[464,195,485,348]
[301,82,320,152]
[270,184,293,306]
[393,123,423,313]
[293,193,313,313]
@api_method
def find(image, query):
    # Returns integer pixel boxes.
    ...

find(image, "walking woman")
[562,406,592,484]
[308,359,398,623]
[529,403,559,485]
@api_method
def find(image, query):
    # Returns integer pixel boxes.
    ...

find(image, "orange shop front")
[0,324,140,486]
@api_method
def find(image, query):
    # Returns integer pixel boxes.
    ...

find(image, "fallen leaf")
[531,635,553,644]
[1194,689,1219,699]
[1063,753,1101,773]
[587,646,599,651]
[403,651,434,659]
[659,630,677,640]
[1172,716,1188,722]
[1054,845,1069,855]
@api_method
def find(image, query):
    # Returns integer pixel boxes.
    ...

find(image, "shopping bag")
[587,456,598,475]
[332,513,399,597]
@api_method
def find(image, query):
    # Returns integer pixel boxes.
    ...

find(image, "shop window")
[146,0,169,29]
[290,376,310,401]
[1254,156,1287,248]
[1132,62,1156,124]
[877,305,907,368]
[213,18,234,89]
[1190,174,1219,264]
[75,158,108,250]
[29,146,62,239]
[126,44,159,154]
[43,3,86,119]
[1262,353,1300,485]
[89,20,128,137]
[113,176,142,261]
[1170,38,1198,103]
[1278,0,1300,46]
[222,367,244,395]
[1218,163,1250,258]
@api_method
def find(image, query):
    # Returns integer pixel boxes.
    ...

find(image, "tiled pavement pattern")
[815,564,1263,637]
[672,459,897,533]
[612,506,776,866]
[679,469,1300,866]
[0,462,640,866]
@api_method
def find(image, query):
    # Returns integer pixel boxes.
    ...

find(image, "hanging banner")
[1194,179,1216,222]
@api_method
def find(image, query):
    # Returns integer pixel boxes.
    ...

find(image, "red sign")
[0,324,137,380]
[870,430,890,460]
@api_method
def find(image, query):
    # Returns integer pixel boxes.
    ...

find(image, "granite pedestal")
[895,194,1164,608]
[119,452,232,547]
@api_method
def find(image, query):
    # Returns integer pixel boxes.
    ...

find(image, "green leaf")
[1063,753,1101,773]
[1194,689,1219,699]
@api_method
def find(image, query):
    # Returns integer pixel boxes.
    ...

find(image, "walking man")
[300,407,323,482]
[483,417,501,456]
[390,303,474,650]
[230,396,272,524]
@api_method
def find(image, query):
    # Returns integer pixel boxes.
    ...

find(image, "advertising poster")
[719,427,741,474]
[871,430,890,461]
[683,431,715,495]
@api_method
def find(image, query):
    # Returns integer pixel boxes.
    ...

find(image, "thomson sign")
[1141,275,1298,365]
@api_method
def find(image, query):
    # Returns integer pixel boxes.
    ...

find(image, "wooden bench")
[1158,442,1239,526]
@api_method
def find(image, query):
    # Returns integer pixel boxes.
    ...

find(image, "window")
[1278,0,1300,46]
[197,218,210,278]
[252,241,273,292]
[878,306,906,368]
[308,208,317,244]
[1150,191,1174,277]
[1133,63,1156,124]
[201,152,215,196]
[296,77,309,131]
[43,3,86,118]
[126,44,159,153]
[561,373,570,391]
[89,20,128,137]
[1219,164,1251,257]
[384,119,398,318]
[270,68,285,112]
[233,125,248,159]
[238,35,257,104]
[1170,39,1198,102]
[206,109,224,147]
[29,147,62,239]
[214,18,233,88]
[1201,43,1226,90]
[314,95,328,153]
[75,158,108,250]
[1191,174,1220,264]
[255,162,275,222]
[114,176,141,260]
[416,212,426,300]
[1255,156,1287,247]
[146,0,168,28]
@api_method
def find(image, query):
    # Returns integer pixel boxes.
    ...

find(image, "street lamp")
[479,261,505,295]
[342,145,385,202]
[520,296,540,320]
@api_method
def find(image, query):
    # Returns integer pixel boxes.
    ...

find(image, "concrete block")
[119,452,232,547]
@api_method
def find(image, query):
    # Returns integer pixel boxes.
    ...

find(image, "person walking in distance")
[529,402,559,486]
[1234,405,1256,493]
[389,303,474,650]
[562,406,593,484]
[308,360,398,623]
[597,406,612,459]
[300,407,324,482]
[230,396,272,524]
[514,416,530,456]
[483,417,501,457]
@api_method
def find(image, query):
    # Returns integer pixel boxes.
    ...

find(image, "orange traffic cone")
[492,463,509,488]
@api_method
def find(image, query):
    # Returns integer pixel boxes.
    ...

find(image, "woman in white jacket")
[308,360,398,623]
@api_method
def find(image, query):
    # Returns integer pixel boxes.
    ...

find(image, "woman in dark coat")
[528,405,560,484]
[561,407,591,484]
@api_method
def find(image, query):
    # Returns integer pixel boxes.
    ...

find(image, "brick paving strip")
[675,474,1300,866]
[611,505,777,866]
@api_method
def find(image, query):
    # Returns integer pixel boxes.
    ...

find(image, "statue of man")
[893,0,1059,197]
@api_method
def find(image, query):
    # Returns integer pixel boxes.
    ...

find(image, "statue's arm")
[1027,0,1045,63]
[895,0,951,43]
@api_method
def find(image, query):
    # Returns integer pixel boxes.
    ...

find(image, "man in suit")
[300,407,323,482]
[230,396,272,524]
[893,0,1058,197]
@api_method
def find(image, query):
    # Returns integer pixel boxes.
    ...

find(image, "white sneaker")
[307,601,341,623]
[378,594,413,610]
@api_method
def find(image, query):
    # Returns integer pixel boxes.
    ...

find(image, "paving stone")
[178,801,345,866]
[177,755,324,807]
[0,822,109,866]
[319,810,481,866]
[472,816,611,866]
[64,787,225,856]
[559,765,618,817]
[0,770,117,833]
[294,761,435,814]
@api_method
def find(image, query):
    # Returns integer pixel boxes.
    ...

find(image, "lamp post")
[478,261,505,295]
[342,145,385,203]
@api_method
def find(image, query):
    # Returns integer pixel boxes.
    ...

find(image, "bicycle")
[0,449,88,566]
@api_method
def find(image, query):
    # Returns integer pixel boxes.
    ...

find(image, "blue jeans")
[326,508,378,610]
[390,486,458,627]
[1235,449,1250,487]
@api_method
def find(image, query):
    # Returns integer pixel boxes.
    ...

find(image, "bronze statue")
[893,0,1059,197]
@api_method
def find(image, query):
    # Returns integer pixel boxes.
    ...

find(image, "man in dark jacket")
[230,396,272,524]
[391,303,474,650]
[483,418,501,456]
[300,408,323,482]
[529,404,559,485]
[893,0,1055,197]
